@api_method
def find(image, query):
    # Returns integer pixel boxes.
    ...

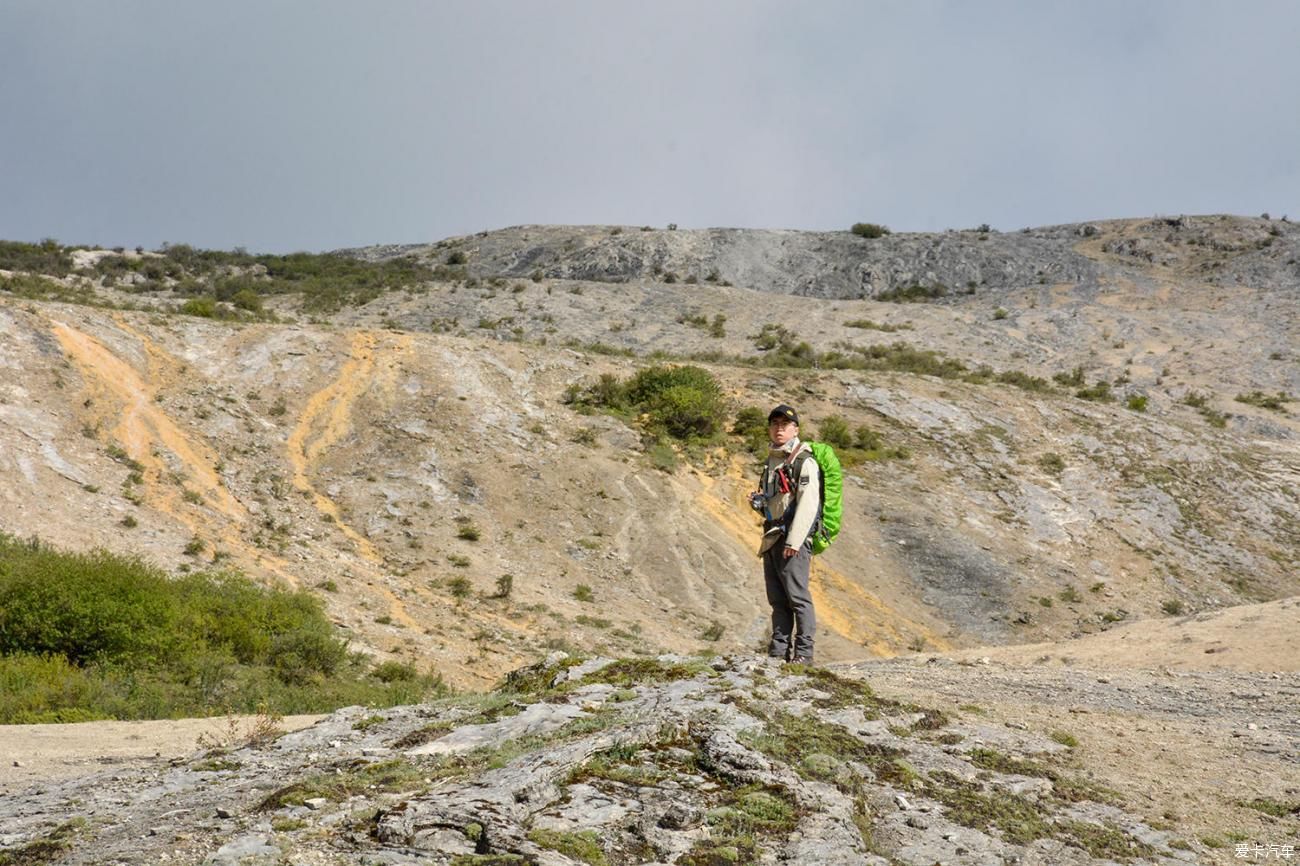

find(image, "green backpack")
[795,441,843,554]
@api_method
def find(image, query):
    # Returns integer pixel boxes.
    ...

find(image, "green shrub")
[1126,394,1148,412]
[574,584,594,602]
[1039,453,1066,475]
[845,318,908,332]
[731,406,769,455]
[180,296,218,318]
[850,223,890,239]
[526,829,608,866]
[231,288,263,313]
[1074,380,1112,402]
[648,442,679,472]
[0,534,443,721]
[494,574,514,599]
[643,383,723,439]
[0,239,74,275]
[1050,730,1079,748]
[579,364,725,441]
[1053,366,1086,387]
[854,426,882,450]
[877,283,947,302]
[817,415,854,450]
[371,660,419,683]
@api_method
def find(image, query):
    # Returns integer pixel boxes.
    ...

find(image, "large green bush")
[0,535,443,722]
[568,365,726,442]
[622,365,725,440]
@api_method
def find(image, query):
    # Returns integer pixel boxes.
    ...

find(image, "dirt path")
[846,657,1300,865]
[0,714,324,797]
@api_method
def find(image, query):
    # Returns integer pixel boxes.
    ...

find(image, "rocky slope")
[0,216,1297,689]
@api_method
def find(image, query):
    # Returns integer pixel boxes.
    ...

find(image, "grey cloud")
[1,0,1296,251]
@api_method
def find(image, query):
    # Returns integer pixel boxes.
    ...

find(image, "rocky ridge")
[352,215,1300,301]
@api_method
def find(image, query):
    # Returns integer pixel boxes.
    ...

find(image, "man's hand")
[783,546,797,559]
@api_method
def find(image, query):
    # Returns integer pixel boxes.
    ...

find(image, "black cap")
[768,404,799,426]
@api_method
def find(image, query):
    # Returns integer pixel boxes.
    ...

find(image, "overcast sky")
[2,1,1298,253]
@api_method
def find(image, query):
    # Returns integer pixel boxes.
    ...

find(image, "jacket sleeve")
[783,449,821,550]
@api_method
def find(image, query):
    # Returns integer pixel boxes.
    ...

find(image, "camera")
[749,491,767,513]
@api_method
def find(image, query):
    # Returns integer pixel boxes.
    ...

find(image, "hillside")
[1,214,1298,863]
[1,216,1297,689]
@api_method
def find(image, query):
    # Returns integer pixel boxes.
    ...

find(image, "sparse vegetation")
[1038,452,1066,475]
[876,283,947,303]
[0,816,87,864]
[1051,730,1080,748]
[844,318,910,332]
[1074,380,1113,402]
[1235,390,1291,412]
[526,829,608,866]
[815,415,908,464]
[1185,390,1222,423]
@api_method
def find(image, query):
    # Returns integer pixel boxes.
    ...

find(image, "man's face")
[768,418,797,447]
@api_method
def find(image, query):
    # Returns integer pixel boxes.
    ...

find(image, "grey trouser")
[763,539,815,661]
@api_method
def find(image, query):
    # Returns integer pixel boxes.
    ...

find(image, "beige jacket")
[757,437,821,554]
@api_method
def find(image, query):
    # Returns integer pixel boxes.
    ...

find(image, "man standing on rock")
[751,404,820,664]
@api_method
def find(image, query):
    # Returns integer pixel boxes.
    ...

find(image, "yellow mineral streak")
[285,330,417,628]
[51,321,243,520]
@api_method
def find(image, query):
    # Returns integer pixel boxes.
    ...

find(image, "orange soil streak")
[286,331,382,559]
[111,318,245,518]
[51,322,244,520]
[50,321,308,588]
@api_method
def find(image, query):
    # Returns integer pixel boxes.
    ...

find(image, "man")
[751,404,820,664]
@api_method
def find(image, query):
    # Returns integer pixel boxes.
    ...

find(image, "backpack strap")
[788,446,825,538]
[761,445,803,528]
